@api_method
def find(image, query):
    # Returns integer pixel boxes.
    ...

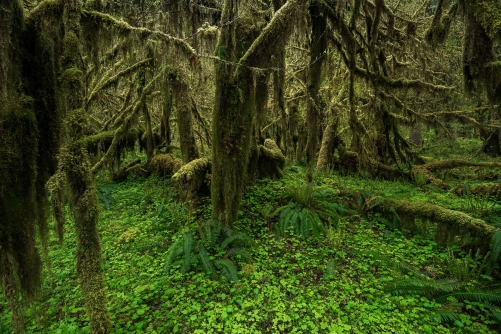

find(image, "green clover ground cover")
[0,173,498,333]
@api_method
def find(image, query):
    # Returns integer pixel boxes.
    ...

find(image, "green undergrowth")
[0,169,500,333]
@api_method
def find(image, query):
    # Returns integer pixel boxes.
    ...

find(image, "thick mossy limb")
[371,199,499,251]
[172,157,211,205]
[150,154,183,177]
[412,160,501,190]
[453,182,501,199]
[256,139,285,179]
[367,159,412,181]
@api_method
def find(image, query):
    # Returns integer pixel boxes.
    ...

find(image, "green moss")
[374,199,499,250]
[172,157,212,205]
[473,0,501,40]
[150,154,183,177]
[256,139,285,179]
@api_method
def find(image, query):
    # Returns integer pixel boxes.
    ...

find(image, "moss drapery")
[59,0,111,332]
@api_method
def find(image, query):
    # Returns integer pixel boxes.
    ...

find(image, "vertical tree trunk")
[211,0,306,225]
[161,80,173,147]
[306,2,327,178]
[59,1,111,332]
[173,78,200,162]
[0,2,42,332]
[273,0,288,155]
[212,63,255,224]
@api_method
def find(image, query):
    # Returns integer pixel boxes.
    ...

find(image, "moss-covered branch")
[413,160,501,190]
[453,182,501,199]
[371,198,499,249]
[28,0,63,21]
[81,10,197,58]
[238,0,307,67]
[86,58,152,107]
[91,70,164,174]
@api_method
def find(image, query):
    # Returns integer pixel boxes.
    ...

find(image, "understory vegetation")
[1,134,501,333]
[2,0,501,332]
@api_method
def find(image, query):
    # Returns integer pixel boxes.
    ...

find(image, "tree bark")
[212,0,307,225]
[173,78,200,163]
[306,2,327,177]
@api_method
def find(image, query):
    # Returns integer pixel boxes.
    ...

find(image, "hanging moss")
[305,1,327,172]
[424,1,458,46]
[463,2,494,97]
[81,129,138,156]
[22,19,62,270]
[212,0,307,225]
[0,1,51,332]
[59,1,111,332]
[0,95,41,334]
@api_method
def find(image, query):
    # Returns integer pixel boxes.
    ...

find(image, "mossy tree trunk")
[305,2,327,178]
[212,0,306,225]
[273,0,288,155]
[0,1,43,332]
[59,0,111,332]
[173,76,200,163]
[161,81,173,147]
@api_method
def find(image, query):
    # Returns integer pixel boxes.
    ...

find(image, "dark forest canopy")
[1,0,501,332]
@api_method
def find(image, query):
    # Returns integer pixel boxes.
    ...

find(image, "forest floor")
[1,135,501,333]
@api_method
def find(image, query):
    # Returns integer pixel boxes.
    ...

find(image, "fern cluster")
[274,181,349,239]
[488,230,501,274]
[164,219,252,282]
[370,252,501,327]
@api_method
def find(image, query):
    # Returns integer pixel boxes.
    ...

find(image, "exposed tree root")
[369,198,499,251]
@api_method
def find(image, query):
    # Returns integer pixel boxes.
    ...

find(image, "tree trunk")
[306,2,327,177]
[173,79,200,162]
[211,0,307,225]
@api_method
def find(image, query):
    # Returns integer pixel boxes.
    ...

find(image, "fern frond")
[220,233,247,249]
[164,239,183,273]
[490,229,501,263]
[276,203,294,237]
[436,290,501,304]
[385,278,463,296]
[225,247,253,262]
[182,232,194,273]
[308,211,324,238]
[214,259,238,282]
[429,309,460,323]
[296,210,306,237]
[491,309,501,324]
[198,246,214,275]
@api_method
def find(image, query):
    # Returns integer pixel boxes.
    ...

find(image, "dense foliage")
[1,0,501,332]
